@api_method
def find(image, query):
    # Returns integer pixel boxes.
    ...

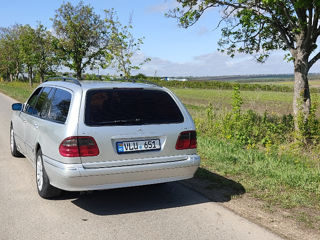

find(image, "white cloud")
[132,51,295,76]
[145,0,179,14]
[101,50,320,77]
[197,26,209,36]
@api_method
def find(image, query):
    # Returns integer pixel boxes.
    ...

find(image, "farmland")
[172,87,320,117]
[1,80,320,232]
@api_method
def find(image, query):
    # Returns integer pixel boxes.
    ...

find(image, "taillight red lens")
[59,136,99,157]
[175,131,197,150]
[78,137,100,157]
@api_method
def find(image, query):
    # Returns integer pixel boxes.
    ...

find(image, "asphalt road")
[0,92,283,240]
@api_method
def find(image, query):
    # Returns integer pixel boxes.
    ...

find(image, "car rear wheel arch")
[10,122,23,157]
[36,148,61,198]
[35,143,41,161]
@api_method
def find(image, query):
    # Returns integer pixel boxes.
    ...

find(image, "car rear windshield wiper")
[92,118,143,126]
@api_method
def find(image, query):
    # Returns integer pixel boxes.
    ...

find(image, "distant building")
[163,77,188,82]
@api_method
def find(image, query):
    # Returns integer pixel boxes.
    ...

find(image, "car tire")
[10,125,23,157]
[36,149,61,199]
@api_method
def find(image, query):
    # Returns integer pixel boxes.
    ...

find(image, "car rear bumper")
[43,154,200,191]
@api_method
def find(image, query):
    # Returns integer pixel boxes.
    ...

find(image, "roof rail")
[126,78,162,88]
[45,76,81,86]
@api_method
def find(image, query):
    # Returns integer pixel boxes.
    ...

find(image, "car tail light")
[175,131,197,150]
[59,136,99,157]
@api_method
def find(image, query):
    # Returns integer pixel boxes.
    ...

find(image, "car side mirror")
[12,103,23,111]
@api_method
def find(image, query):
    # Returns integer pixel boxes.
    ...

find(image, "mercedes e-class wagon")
[10,78,200,198]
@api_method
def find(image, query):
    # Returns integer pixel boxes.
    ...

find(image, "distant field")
[262,79,320,88]
[240,75,320,86]
[1,81,319,227]
[172,87,320,117]
[189,73,320,84]
[2,81,319,117]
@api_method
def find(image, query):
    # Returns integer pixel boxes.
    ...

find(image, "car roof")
[41,80,162,92]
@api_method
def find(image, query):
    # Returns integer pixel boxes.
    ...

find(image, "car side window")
[34,87,54,118]
[24,88,42,115]
[39,88,55,119]
[33,87,51,117]
[48,89,71,124]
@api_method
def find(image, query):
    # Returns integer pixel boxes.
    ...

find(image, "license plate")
[117,139,161,154]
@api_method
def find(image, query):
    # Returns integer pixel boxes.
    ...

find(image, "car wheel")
[10,125,23,157]
[36,149,61,199]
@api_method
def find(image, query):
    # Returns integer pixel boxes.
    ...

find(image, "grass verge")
[197,136,320,210]
[0,82,37,102]
[1,81,319,231]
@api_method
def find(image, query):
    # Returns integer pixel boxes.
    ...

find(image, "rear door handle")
[23,120,27,123]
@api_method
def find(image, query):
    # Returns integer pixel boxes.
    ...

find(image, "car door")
[19,87,42,157]
[24,87,53,161]
[12,107,26,154]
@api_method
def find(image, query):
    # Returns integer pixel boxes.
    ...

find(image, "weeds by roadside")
[1,81,319,231]
[196,85,295,147]
[0,81,36,102]
[193,85,320,228]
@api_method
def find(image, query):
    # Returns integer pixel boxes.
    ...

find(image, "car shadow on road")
[183,167,246,202]
[67,182,208,216]
[58,168,245,216]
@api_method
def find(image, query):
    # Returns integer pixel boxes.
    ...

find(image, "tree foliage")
[104,10,150,78]
[52,1,110,79]
[0,24,60,86]
[0,25,23,82]
[34,24,60,83]
[169,0,320,65]
[168,0,320,135]
[18,24,37,86]
[0,1,149,83]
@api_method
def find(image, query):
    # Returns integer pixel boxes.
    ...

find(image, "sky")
[1,0,319,77]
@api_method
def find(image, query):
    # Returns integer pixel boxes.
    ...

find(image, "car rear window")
[85,89,184,126]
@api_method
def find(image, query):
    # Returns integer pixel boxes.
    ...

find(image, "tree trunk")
[28,66,33,87]
[292,50,311,130]
[40,72,44,83]
[15,67,19,81]
[76,68,82,80]
[75,58,82,79]
[6,69,10,82]
[15,61,20,81]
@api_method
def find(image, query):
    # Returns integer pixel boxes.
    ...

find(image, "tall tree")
[0,29,13,81]
[168,0,320,132]
[18,24,37,86]
[0,25,23,82]
[34,23,60,83]
[52,1,110,79]
[104,10,150,79]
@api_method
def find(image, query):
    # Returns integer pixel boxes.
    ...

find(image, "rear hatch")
[77,87,196,168]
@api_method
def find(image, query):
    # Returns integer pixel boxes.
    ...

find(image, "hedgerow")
[145,79,320,93]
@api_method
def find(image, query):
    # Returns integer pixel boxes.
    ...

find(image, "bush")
[196,86,295,147]
[296,101,320,145]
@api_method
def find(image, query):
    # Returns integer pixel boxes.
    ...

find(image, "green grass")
[172,87,320,116]
[266,79,320,87]
[173,87,295,103]
[0,81,37,102]
[197,136,320,209]
[1,81,319,227]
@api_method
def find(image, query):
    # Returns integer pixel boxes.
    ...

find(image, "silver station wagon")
[10,78,200,198]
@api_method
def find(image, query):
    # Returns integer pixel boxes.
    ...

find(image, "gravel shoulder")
[182,177,320,240]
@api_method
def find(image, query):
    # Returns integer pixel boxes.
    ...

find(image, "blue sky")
[1,0,319,76]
